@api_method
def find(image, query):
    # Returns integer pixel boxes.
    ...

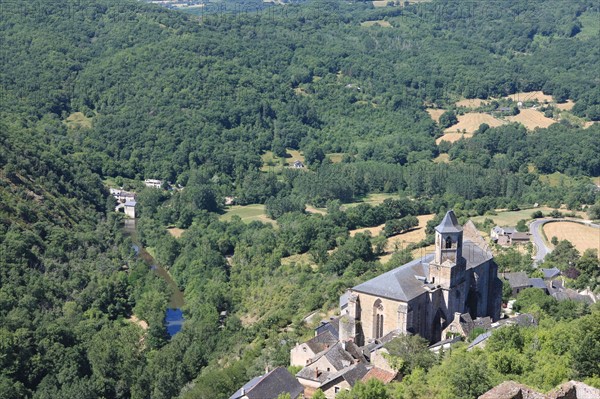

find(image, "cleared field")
[433,153,450,163]
[372,1,388,7]
[65,112,92,129]
[351,213,434,243]
[167,227,185,238]
[306,205,327,215]
[427,108,445,123]
[219,204,276,225]
[506,108,555,130]
[342,193,401,209]
[436,132,473,144]
[503,91,554,104]
[286,149,305,165]
[326,153,346,163]
[361,20,392,27]
[455,98,489,108]
[471,207,587,227]
[556,100,575,111]
[444,112,505,134]
[543,222,600,255]
[281,253,314,267]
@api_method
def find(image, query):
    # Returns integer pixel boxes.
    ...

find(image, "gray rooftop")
[468,331,492,349]
[435,210,462,233]
[230,367,303,399]
[352,240,492,302]
[541,267,561,279]
[529,278,547,290]
[503,272,531,289]
[304,331,338,355]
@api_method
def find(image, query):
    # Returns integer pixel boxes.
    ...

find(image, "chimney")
[265,366,269,375]
[315,367,319,378]
[342,341,347,351]
[241,387,245,395]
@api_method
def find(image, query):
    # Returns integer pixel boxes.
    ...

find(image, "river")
[123,219,185,336]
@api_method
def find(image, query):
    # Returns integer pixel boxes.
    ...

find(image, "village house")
[229,367,303,399]
[502,272,532,296]
[292,160,305,169]
[295,341,368,398]
[340,211,502,345]
[441,311,492,340]
[290,331,338,367]
[144,179,163,188]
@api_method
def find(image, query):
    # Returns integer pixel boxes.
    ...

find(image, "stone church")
[340,210,502,344]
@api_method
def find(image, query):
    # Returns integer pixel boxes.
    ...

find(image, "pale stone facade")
[340,211,501,344]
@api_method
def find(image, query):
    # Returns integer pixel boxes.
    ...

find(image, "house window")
[335,387,340,393]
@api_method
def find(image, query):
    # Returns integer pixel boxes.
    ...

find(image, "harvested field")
[350,214,434,241]
[427,108,445,123]
[503,91,555,104]
[436,132,473,144]
[455,98,488,108]
[361,20,392,27]
[543,221,600,255]
[444,112,505,134]
[167,227,185,238]
[506,108,555,130]
[372,1,388,7]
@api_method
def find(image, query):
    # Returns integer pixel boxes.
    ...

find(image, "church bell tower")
[428,210,466,289]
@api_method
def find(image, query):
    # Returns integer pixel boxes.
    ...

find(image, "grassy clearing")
[506,108,555,130]
[305,205,327,215]
[471,207,587,227]
[433,153,450,163]
[167,227,185,238]
[577,11,600,40]
[361,20,392,28]
[326,153,346,163]
[543,221,600,255]
[281,253,315,267]
[65,112,93,129]
[342,193,401,209]
[219,204,276,225]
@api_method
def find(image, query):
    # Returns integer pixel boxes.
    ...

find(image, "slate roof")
[468,331,492,349]
[230,367,303,399]
[124,200,137,207]
[503,272,531,289]
[529,278,547,290]
[315,318,340,340]
[304,331,338,354]
[435,210,462,233]
[352,238,492,302]
[229,367,304,399]
[541,267,561,279]
[323,363,368,388]
[497,313,537,328]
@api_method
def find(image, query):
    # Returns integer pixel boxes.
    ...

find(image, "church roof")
[435,210,462,233]
[351,240,491,302]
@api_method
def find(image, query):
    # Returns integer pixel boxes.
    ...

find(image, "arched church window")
[445,236,452,249]
[373,299,384,339]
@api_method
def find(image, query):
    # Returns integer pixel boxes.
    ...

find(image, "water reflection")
[124,219,185,337]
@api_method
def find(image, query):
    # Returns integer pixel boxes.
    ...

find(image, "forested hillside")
[1,0,599,398]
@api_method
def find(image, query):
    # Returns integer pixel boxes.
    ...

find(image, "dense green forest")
[1,0,599,398]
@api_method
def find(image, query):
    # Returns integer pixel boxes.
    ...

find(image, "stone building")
[340,210,502,344]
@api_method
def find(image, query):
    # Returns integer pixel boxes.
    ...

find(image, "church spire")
[435,210,462,234]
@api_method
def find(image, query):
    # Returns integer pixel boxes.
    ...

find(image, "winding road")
[529,218,600,266]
